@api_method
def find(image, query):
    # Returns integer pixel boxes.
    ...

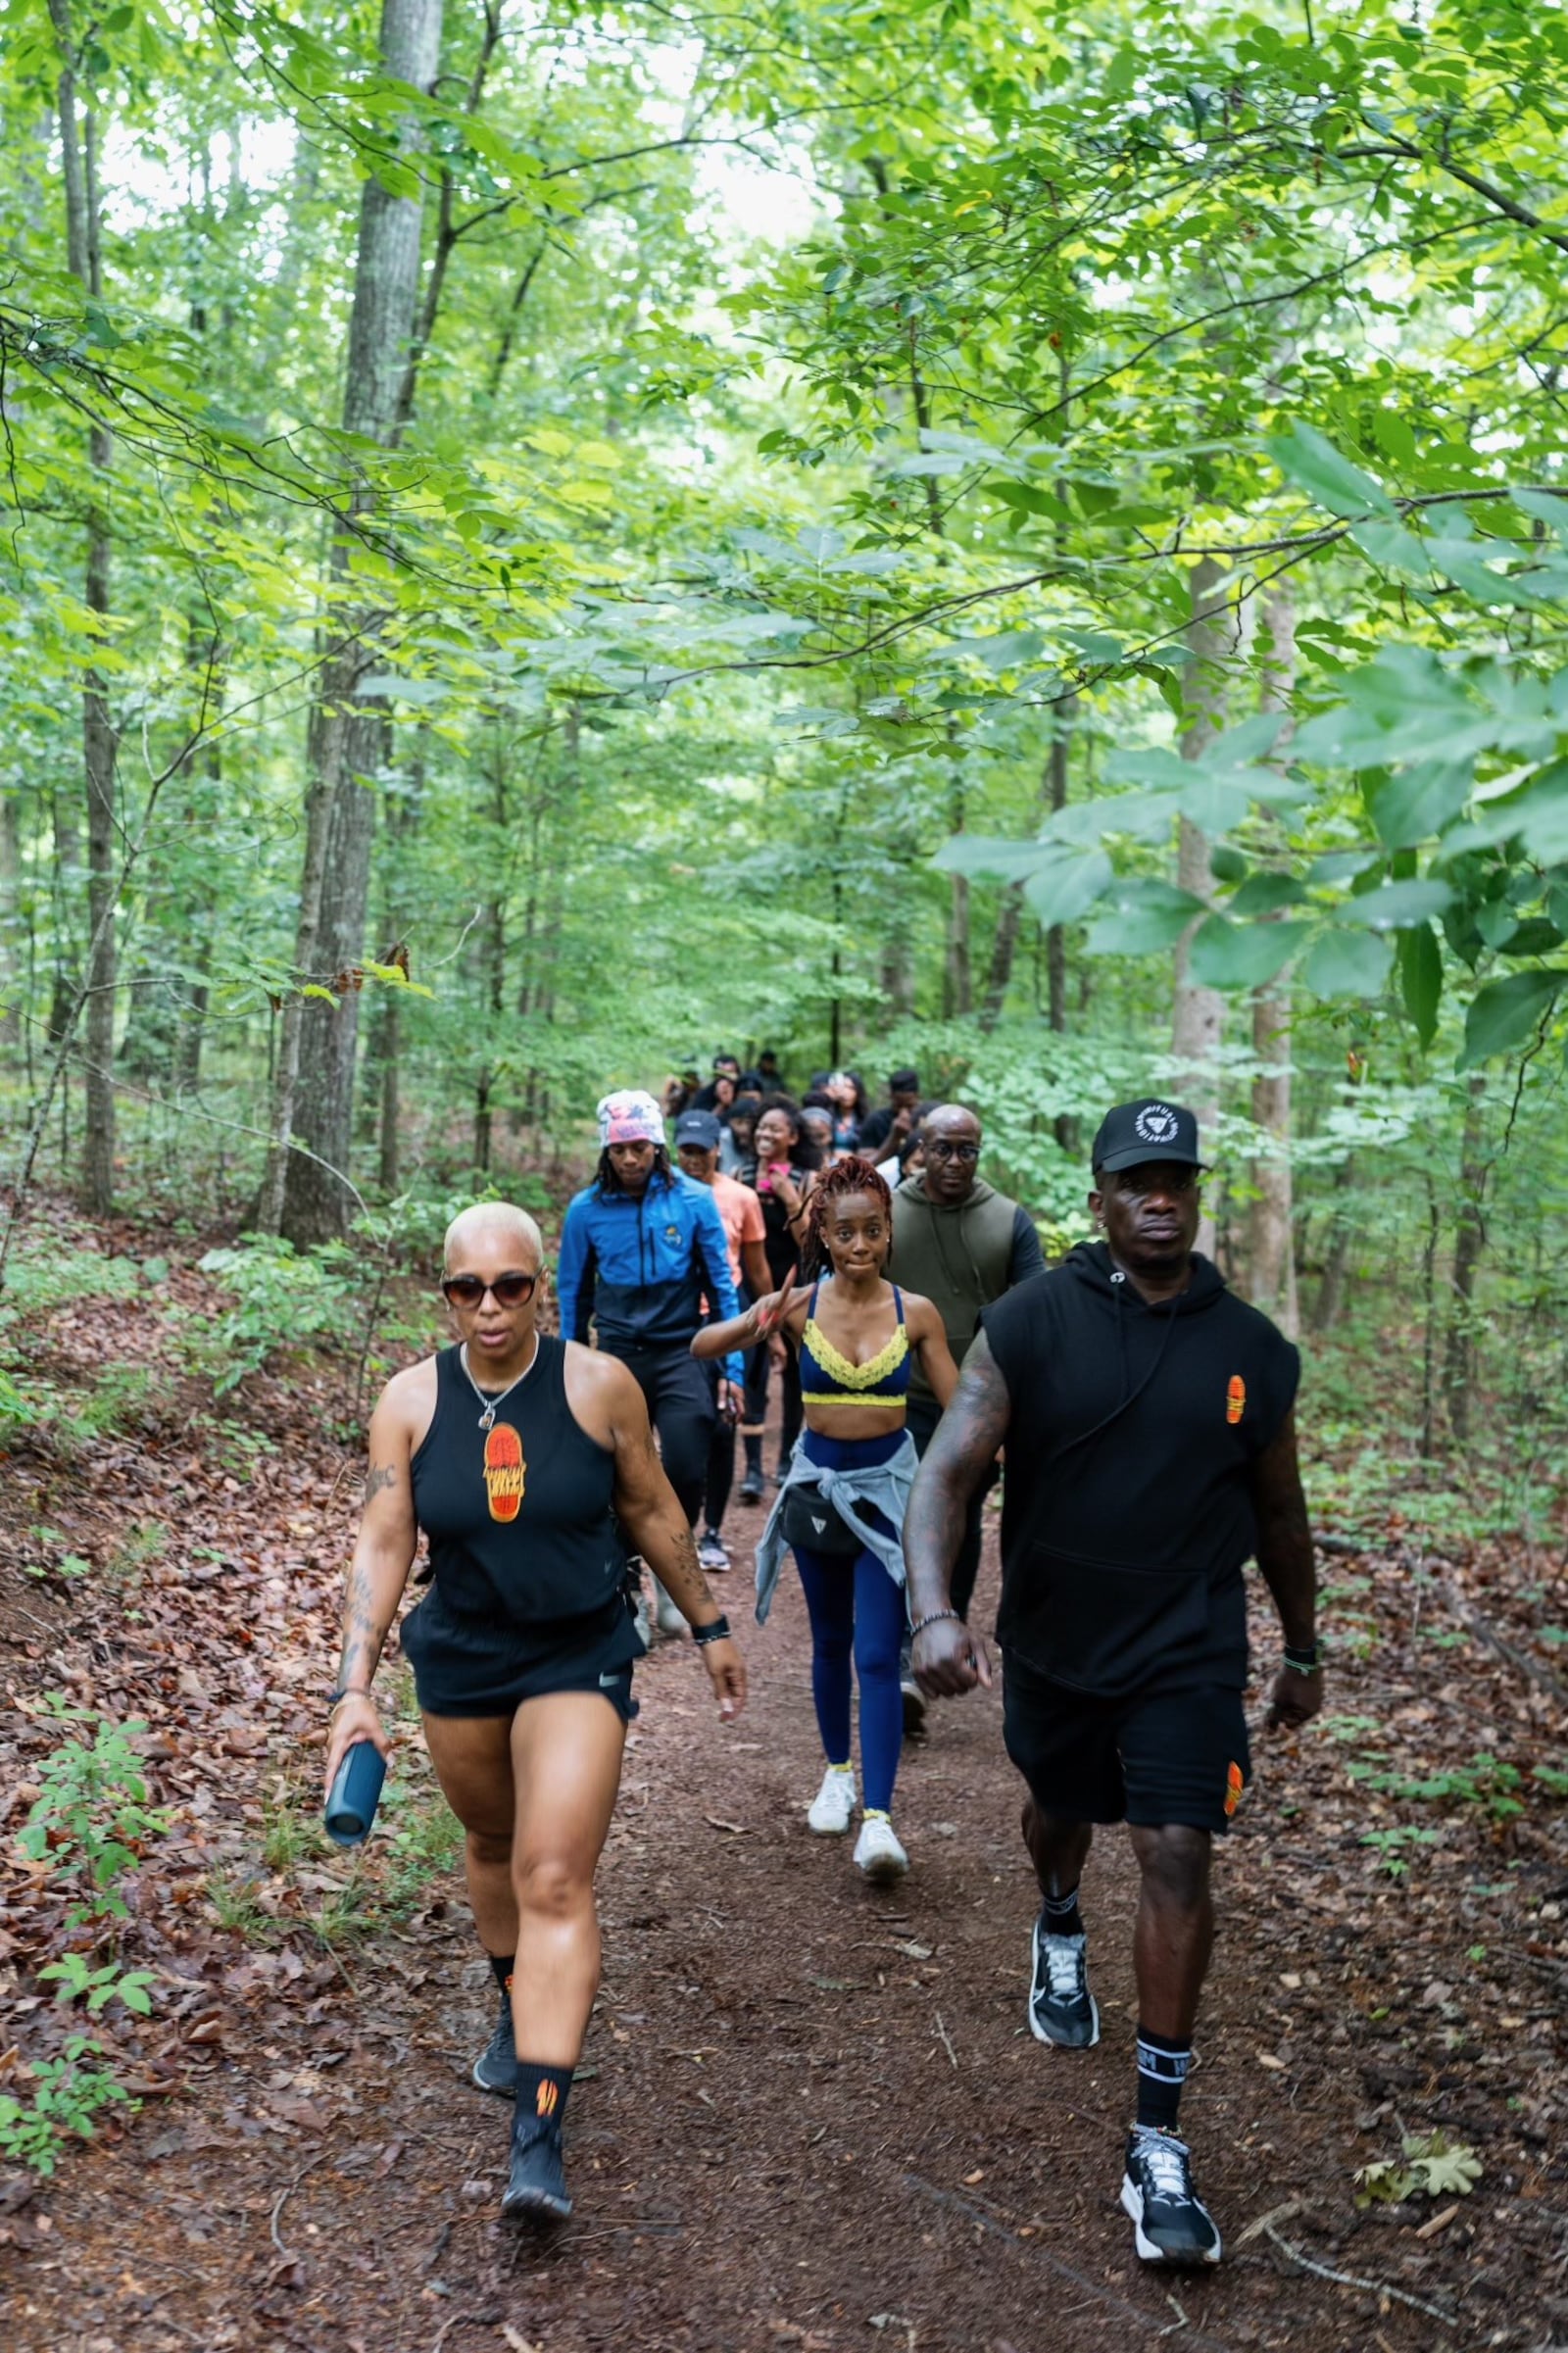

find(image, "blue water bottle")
[324,1740,387,1846]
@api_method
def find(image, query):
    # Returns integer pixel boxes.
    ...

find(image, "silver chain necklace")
[459,1334,540,1430]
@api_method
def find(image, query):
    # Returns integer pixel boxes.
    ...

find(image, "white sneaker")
[854,1813,908,1882]
[807,1766,857,1835]
[653,1577,685,1639]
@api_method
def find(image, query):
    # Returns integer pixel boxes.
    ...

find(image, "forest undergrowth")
[1,1175,1564,2348]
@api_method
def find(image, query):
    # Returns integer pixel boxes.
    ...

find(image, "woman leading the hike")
[323,1202,746,2227]
[693,1157,956,1881]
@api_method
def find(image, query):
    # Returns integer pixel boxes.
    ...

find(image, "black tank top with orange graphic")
[410,1339,625,1629]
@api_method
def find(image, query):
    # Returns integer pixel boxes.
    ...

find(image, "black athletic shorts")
[401,1584,645,1722]
[1002,1651,1250,1835]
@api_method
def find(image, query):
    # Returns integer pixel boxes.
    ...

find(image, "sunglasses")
[440,1272,539,1309]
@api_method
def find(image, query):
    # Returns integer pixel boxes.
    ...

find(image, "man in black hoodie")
[903,1099,1319,2272]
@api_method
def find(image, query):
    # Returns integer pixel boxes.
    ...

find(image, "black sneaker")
[472,1988,516,2096]
[738,1470,765,1504]
[1120,2128,1221,2266]
[901,1677,928,1740]
[1027,1918,1100,2048]
[502,2112,571,2223]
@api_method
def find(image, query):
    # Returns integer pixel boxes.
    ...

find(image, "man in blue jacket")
[558,1092,745,1633]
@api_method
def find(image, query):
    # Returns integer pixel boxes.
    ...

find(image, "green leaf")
[1369,762,1472,848]
[1188,916,1310,989]
[1083,881,1207,956]
[1338,880,1454,930]
[1303,930,1395,999]
[1459,969,1563,1066]
[1507,760,1568,863]
[1230,873,1308,916]
[1267,421,1396,519]
[1397,923,1444,1048]
[1022,849,1114,930]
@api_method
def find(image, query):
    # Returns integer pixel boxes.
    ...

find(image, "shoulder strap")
[892,1285,906,1325]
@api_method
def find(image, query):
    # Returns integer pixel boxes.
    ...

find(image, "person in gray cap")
[902,1099,1319,2272]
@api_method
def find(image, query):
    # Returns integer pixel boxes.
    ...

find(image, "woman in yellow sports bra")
[694,1155,956,1881]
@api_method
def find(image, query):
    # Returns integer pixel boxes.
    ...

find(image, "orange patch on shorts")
[483,1421,525,1522]
[1226,1374,1247,1425]
[1224,1760,1245,1819]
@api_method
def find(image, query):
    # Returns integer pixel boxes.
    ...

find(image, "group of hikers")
[324,1071,1321,2271]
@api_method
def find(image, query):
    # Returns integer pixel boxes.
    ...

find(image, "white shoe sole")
[1120,2177,1222,2266]
[855,1841,908,1883]
[808,1814,856,1835]
[1027,1920,1101,2048]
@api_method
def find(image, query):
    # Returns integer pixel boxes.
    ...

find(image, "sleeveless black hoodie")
[980,1245,1299,1693]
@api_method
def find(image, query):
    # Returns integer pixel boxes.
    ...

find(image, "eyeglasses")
[1111,1167,1199,1199]
[925,1141,980,1164]
[440,1272,539,1309]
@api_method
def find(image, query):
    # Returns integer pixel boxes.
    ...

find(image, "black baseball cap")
[674,1109,723,1151]
[1091,1099,1203,1173]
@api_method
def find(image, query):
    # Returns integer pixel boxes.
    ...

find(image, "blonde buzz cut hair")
[442,1202,545,1276]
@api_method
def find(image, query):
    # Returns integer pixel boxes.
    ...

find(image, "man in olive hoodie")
[891,1103,1044,1637]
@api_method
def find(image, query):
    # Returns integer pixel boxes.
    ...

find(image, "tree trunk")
[0,791,21,1057]
[50,1,117,1214]
[1311,1154,1356,1334]
[1418,1182,1441,1458]
[266,0,445,1243]
[1171,556,1233,1253]
[1444,1075,1487,1445]
[1249,587,1298,1336]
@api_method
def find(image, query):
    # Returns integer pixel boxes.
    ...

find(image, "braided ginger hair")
[801,1154,893,1280]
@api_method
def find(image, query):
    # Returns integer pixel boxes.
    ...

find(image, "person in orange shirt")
[675,1109,770,1574]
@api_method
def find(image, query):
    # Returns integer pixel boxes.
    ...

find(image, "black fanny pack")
[778,1479,861,1558]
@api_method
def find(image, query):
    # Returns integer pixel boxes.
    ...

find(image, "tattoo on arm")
[364,1461,397,1504]
[337,1560,386,1686]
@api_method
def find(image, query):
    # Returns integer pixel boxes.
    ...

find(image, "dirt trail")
[6,1460,1555,2353]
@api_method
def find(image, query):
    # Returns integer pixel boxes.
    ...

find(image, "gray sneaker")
[472,1987,516,2096]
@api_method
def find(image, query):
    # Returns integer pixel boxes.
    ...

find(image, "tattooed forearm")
[364,1461,397,1504]
[650,1523,718,1622]
[904,1336,1012,1618]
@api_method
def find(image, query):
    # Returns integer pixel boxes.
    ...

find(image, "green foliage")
[19,1705,172,1930]
[0,2037,133,2178]
[1347,1751,1525,1824]
[36,1953,159,2017]
[192,1238,360,1393]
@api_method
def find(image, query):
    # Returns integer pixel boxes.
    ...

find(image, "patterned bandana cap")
[598,1090,665,1148]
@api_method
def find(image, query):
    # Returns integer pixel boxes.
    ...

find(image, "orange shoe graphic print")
[1224,1761,1245,1819]
[1226,1374,1246,1425]
[483,1422,525,1522]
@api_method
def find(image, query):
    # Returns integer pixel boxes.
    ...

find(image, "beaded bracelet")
[909,1609,963,1641]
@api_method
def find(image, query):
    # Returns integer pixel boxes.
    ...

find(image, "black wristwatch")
[1283,1642,1321,1676]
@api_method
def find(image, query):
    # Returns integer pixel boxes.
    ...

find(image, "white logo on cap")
[1135,1103,1180,1145]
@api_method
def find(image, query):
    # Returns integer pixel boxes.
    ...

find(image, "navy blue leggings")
[789,1429,906,1815]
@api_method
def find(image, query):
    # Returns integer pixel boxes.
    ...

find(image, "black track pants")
[602,1342,715,1529]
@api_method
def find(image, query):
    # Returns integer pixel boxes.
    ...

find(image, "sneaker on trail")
[807,1765,857,1835]
[653,1578,686,1639]
[697,1531,730,1574]
[853,1813,908,1883]
[1120,2128,1221,2266]
[901,1676,928,1740]
[472,1987,516,2096]
[1028,1919,1100,2048]
[502,2113,572,2224]
[737,1470,765,1504]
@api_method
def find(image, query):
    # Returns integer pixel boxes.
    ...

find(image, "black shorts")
[401,1585,645,1722]
[1002,1652,1250,1835]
